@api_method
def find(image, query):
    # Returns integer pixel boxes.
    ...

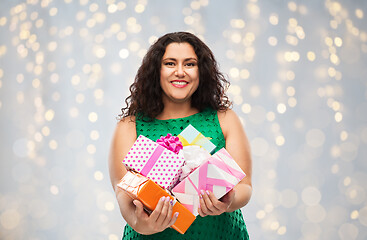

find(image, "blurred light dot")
[359,207,367,226]
[184,16,194,25]
[270,221,280,230]
[89,3,99,12]
[307,51,316,61]
[76,93,85,104]
[109,234,119,240]
[256,210,266,219]
[286,87,295,96]
[266,112,275,121]
[286,35,298,46]
[277,226,286,235]
[229,68,239,78]
[87,144,96,154]
[230,19,245,28]
[355,9,364,19]
[241,103,251,114]
[334,37,343,47]
[135,4,145,13]
[0,209,21,230]
[306,129,325,148]
[50,185,59,195]
[338,223,358,240]
[330,54,340,65]
[94,171,104,181]
[331,164,339,174]
[117,2,126,10]
[351,210,359,219]
[191,1,201,10]
[90,130,100,140]
[247,3,260,16]
[108,4,117,13]
[88,112,98,122]
[268,36,278,46]
[271,123,280,132]
[32,78,41,88]
[45,109,55,121]
[94,46,106,58]
[42,126,50,136]
[288,2,297,12]
[69,107,79,118]
[302,186,321,206]
[325,37,333,46]
[340,131,348,141]
[335,112,343,122]
[288,97,297,107]
[277,103,287,114]
[330,145,341,158]
[280,189,298,208]
[16,91,24,103]
[276,136,285,146]
[71,75,81,85]
[269,13,279,25]
[264,204,274,213]
[240,69,250,79]
[49,7,58,16]
[105,201,115,211]
[250,85,260,97]
[119,49,129,59]
[305,204,326,223]
[0,17,7,26]
[49,140,58,150]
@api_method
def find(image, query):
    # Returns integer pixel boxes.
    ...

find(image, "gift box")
[177,124,216,154]
[117,171,196,234]
[123,135,185,189]
[172,148,246,216]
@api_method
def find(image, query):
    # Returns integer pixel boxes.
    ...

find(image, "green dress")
[122,108,249,240]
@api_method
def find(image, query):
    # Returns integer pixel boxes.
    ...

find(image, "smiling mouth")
[171,81,188,85]
[170,80,189,87]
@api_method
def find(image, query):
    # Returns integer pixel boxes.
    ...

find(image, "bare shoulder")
[217,109,243,137]
[115,115,136,135]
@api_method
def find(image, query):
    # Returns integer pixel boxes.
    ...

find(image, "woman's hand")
[198,189,235,217]
[133,196,179,235]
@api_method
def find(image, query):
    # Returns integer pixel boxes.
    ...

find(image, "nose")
[175,64,185,78]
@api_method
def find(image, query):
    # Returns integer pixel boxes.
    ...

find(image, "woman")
[109,32,252,239]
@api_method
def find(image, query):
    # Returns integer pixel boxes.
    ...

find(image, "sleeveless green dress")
[122,108,249,240]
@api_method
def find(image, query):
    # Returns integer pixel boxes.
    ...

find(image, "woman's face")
[160,42,199,105]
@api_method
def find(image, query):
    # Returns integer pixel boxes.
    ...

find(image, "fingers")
[133,200,145,218]
[199,190,229,217]
[168,212,179,227]
[150,196,167,222]
[150,196,176,228]
[157,196,171,226]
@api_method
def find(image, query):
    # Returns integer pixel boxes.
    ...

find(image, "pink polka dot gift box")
[123,135,185,190]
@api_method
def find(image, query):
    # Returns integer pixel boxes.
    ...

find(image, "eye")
[164,62,175,66]
[186,62,197,67]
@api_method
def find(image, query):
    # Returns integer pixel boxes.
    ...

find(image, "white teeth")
[171,81,187,85]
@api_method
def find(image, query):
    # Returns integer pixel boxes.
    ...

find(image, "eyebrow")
[162,57,198,62]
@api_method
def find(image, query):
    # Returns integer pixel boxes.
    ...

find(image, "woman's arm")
[109,117,178,234]
[198,109,252,216]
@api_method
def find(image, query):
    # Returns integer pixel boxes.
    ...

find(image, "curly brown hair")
[119,32,232,120]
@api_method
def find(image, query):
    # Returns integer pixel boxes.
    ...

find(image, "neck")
[156,100,199,120]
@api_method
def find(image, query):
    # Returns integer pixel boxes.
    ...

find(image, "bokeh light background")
[1,0,367,239]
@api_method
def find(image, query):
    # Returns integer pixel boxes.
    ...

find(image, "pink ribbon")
[195,155,244,194]
[140,145,165,176]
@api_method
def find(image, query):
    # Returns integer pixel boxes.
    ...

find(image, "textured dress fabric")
[122,108,249,240]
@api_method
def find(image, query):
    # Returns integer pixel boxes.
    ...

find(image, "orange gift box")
[117,170,196,234]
